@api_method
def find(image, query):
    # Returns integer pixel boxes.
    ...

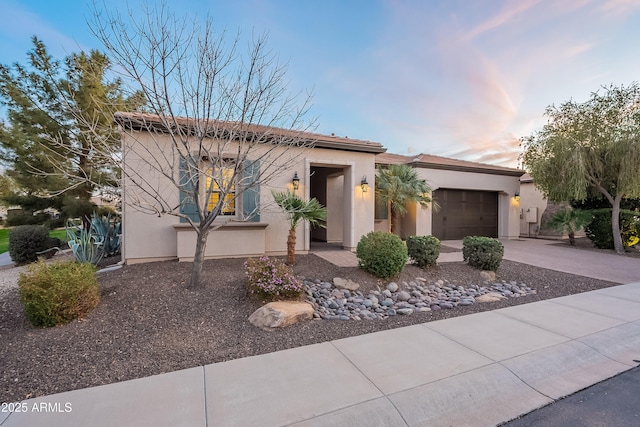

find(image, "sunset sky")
[2,0,640,167]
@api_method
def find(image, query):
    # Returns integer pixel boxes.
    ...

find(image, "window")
[180,156,260,223]
[204,162,236,216]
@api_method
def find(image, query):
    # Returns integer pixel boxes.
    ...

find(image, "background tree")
[89,4,314,287]
[272,191,326,265]
[0,37,144,223]
[0,174,16,205]
[375,164,436,235]
[522,83,640,254]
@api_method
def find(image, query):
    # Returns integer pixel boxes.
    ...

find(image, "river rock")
[333,277,360,291]
[480,270,496,281]
[475,292,507,303]
[397,291,411,301]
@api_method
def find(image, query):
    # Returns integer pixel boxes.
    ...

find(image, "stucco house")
[375,153,524,241]
[116,112,524,264]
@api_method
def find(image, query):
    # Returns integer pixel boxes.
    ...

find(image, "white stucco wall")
[519,180,548,237]
[413,168,522,240]
[121,130,377,263]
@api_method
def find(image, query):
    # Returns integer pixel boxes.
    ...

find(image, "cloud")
[462,0,543,42]
[566,43,594,57]
[598,0,640,16]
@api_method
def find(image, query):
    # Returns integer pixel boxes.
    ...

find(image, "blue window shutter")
[179,156,199,223]
[242,160,260,222]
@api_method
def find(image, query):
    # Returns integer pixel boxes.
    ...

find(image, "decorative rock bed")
[303,277,536,321]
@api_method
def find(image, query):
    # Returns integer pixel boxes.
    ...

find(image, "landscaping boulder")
[333,277,360,291]
[475,292,507,303]
[480,270,496,281]
[249,301,314,331]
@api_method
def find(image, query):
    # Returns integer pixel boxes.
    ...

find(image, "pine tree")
[0,37,144,220]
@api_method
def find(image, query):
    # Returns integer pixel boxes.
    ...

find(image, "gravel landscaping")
[0,247,621,403]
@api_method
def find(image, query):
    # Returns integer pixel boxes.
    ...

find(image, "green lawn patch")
[0,229,8,254]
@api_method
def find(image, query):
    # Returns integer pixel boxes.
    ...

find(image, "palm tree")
[547,208,592,246]
[376,164,436,235]
[272,191,327,265]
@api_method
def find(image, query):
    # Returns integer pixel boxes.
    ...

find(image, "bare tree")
[88,3,315,287]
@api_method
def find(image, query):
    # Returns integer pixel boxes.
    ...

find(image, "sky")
[1,0,640,168]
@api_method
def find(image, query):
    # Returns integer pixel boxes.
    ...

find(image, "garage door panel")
[432,189,498,240]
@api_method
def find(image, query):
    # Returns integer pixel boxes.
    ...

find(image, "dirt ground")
[0,246,620,403]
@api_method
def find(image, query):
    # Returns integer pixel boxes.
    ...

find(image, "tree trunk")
[189,229,208,288]
[286,227,296,265]
[611,195,625,254]
[568,232,575,246]
[390,210,400,236]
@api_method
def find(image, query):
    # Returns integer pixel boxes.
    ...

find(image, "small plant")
[18,260,100,327]
[462,236,504,271]
[272,191,326,265]
[356,231,408,278]
[547,208,592,246]
[244,256,304,301]
[407,235,441,268]
[8,225,59,265]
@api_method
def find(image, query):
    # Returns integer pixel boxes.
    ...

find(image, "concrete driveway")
[442,238,640,284]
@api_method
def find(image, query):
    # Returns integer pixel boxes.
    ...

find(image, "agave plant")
[66,219,105,265]
[91,213,122,257]
[66,212,122,265]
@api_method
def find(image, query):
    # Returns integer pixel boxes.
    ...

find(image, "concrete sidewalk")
[0,252,13,268]
[3,281,640,427]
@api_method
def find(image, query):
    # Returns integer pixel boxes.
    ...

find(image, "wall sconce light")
[514,191,520,201]
[292,172,300,191]
[360,176,369,193]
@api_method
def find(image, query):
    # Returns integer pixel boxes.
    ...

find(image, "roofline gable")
[114,112,386,154]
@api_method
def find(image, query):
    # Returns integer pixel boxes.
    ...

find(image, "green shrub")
[9,225,59,265]
[406,235,440,268]
[462,236,504,271]
[585,208,639,249]
[5,212,50,227]
[244,256,304,301]
[356,231,408,278]
[18,261,100,327]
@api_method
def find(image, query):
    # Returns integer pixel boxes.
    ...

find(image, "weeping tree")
[522,83,640,254]
[376,164,436,235]
[82,3,314,287]
[272,191,326,265]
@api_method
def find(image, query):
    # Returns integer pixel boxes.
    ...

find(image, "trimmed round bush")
[244,256,304,301]
[462,236,504,271]
[407,235,441,268]
[356,231,408,278]
[18,261,100,327]
[9,225,58,265]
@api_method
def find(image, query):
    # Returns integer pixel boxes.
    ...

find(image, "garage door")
[432,189,498,240]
